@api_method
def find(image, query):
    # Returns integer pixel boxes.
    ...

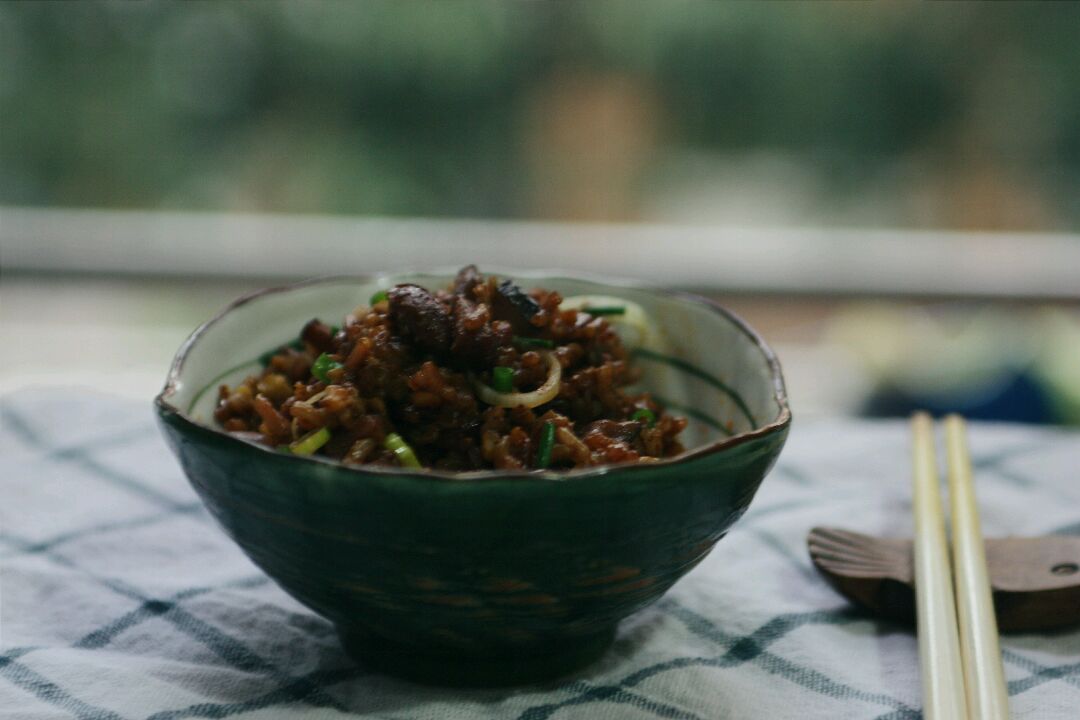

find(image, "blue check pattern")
[2,389,1078,719]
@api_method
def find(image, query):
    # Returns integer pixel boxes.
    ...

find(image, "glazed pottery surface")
[155,270,791,685]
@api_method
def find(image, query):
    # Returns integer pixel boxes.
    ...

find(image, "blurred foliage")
[2,1,1079,228]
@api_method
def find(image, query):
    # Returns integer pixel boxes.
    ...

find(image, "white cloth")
[2,388,1078,719]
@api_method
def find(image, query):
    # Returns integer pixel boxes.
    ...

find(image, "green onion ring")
[289,427,331,455]
[384,432,422,468]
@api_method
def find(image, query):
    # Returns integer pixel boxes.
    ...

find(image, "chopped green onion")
[631,408,657,427]
[581,306,625,316]
[370,290,388,305]
[513,336,555,349]
[384,432,421,468]
[535,421,556,469]
[492,366,514,393]
[289,427,331,455]
[312,352,344,383]
[276,445,291,453]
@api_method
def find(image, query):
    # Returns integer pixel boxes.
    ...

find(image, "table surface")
[2,388,1078,719]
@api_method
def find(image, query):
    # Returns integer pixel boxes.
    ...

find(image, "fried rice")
[214,266,687,471]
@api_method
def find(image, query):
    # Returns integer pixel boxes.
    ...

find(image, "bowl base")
[337,625,616,687]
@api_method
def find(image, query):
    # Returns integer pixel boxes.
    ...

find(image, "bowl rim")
[155,268,791,482]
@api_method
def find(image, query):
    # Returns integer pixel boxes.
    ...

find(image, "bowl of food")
[155,266,790,685]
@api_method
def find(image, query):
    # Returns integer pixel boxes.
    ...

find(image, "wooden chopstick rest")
[807,527,1080,633]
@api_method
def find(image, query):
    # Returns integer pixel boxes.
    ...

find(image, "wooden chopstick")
[944,414,1010,719]
[911,412,969,720]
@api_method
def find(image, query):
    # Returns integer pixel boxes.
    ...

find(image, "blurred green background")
[1,1,1078,425]
[4,0,1080,229]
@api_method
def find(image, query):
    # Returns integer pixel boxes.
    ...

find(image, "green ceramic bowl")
[155,270,791,685]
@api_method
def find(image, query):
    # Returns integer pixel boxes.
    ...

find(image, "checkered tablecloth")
[2,388,1078,719]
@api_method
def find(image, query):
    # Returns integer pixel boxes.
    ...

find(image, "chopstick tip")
[943,413,967,431]
[910,410,933,428]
